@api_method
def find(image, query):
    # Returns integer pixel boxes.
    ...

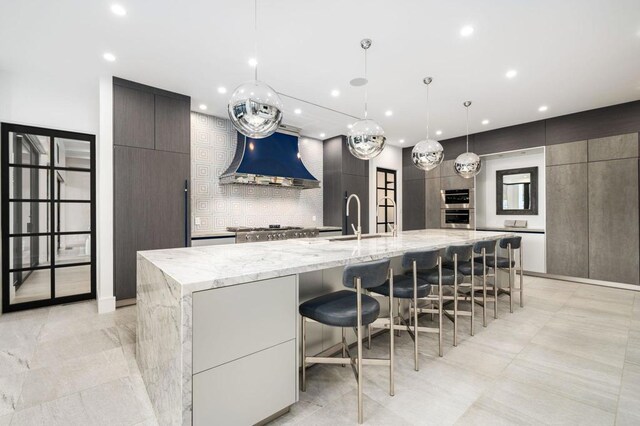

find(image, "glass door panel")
[376,168,397,233]
[2,124,95,312]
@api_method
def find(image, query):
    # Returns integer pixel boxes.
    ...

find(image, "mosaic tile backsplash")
[191,112,324,236]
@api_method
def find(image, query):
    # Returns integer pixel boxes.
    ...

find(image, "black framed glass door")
[376,168,397,233]
[1,123,96,312]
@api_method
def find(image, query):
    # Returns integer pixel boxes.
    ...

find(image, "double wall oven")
[441,188,475,229]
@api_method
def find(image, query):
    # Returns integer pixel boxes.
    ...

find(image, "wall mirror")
[496,166,538,215]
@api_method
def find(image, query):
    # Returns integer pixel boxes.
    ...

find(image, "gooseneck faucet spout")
[346,194,362,241]
[377,196,398,237]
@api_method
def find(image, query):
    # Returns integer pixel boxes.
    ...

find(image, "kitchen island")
[136,229,511,425]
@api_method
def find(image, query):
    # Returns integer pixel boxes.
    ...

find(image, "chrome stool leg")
[482,248,488,327]
[413,260,419,371]
[470,256,475,336]
[438,259,443,357]
[355,277,363,424]
[508,243,514,313]
[301,316,306,392]
[453,253,459,347]
[389,272,394,396]
[520,245,524,308]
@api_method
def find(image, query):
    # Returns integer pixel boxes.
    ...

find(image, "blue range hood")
[220,130,320,189]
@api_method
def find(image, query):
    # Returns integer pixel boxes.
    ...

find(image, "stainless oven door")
[441,209,475,229]
[441,189,474,209]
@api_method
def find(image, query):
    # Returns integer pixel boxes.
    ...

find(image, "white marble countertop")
[190,226,342,239]
[139,229,511,295]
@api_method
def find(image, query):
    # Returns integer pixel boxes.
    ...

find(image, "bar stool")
[487,236,523,313]
[412,247,465,347]
[368,249,442,370]
[470,240,499,326]
[299,258,394,424]
[444,244,482,340]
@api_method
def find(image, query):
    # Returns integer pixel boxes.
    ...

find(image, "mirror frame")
[496,166,538,215]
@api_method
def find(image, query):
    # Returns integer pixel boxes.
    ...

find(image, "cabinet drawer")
[193,340,296,426]
[192,275,297,373]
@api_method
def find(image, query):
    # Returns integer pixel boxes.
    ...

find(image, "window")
[2,123,95,312]
[376,168,396,233]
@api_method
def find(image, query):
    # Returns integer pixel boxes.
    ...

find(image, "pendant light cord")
[254,0,258,81]
[465,103,470,152]
[364,48,368,119]
[426,83,430,140]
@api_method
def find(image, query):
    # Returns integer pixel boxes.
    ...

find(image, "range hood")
[220,127,320,189]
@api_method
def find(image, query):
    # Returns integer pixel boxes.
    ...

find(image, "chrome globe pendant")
[228,0,283,139]
[347,39,386,160]
[454,101,481,178]
[412,77,444,171]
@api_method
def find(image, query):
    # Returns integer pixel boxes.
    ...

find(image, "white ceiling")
[1,0,639,146]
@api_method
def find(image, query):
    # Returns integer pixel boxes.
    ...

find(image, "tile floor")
[0,276,638,425]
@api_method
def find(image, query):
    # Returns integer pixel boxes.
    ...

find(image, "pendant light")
[228,0,283,139]
[411,77,444,171]
[346,39,387,160]
[454,101,481,178]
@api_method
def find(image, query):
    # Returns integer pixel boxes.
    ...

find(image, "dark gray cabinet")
[155,94,191,154]
[322,136,369,235]
[425,178,441,229]
[546,163,589,278]
[113,84,155,149]
[588,158,639,284]
[113,78,191,301]
[402,178,425,230]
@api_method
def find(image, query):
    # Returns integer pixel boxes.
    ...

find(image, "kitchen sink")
[327,234,389,242]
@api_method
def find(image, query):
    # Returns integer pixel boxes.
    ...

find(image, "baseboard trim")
[98,296,116,313]
[115,298,136,308]
[525,272,640,292]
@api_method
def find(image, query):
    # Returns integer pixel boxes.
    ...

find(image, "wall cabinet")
[322,136,369,234]
[113,78,191,301]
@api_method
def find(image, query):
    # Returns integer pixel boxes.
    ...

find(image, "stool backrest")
[473,239,497,255]
[499,236,522,250]
[402,249,439,271]
[343,258,391,289]
[445,244,473,262]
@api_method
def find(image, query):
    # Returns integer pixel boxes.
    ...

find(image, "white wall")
[368,145,403,233]
[475,147,546,229]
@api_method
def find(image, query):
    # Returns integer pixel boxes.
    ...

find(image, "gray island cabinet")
[136,229,510,425]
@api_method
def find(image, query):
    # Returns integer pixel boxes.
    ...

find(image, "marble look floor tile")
[0,317,44,351]
[626,330,640,366]
[37,313,116,343]
[134,417,160,426]
[46,302,97,325]
[0,307,50,325]
[29,327,121,369]
[437,338,514,378]
[530,317,629,368]
[473,378,615,425]
[455,402,529,425]
[17,348,128,410]
[0,372,25,417]
[80,377,155,426]
[0,343,36,377]
[0,414,11,426]
[617,362,640,419]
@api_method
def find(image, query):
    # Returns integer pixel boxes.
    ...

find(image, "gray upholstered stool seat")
[443,260,485,276]
[412,268,464,285]
[370,274,431,299]
[299,290,380,328]
[482,256,515,268]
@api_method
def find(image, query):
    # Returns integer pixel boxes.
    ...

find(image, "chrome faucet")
[377,196,398,237]
[346,194,362,241]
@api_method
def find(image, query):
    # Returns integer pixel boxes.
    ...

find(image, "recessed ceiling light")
[505,69,518,79]
[103,52,116,62]
[217,86,227,94]
[294,108,301,114]
[331,89,340,97]
[436,130,443,136]
[347,124,353,129]
[460,25,474,37]
[199,104,207,111]
[538,105,548,112]
[481,119,490,125]
[385,110,393,117]
[319,133,326,138]
[399,139,405,144]
[248,58,258,67]
[110,4,126,16]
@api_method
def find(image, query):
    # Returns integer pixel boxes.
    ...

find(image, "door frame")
[1,122,96,313]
